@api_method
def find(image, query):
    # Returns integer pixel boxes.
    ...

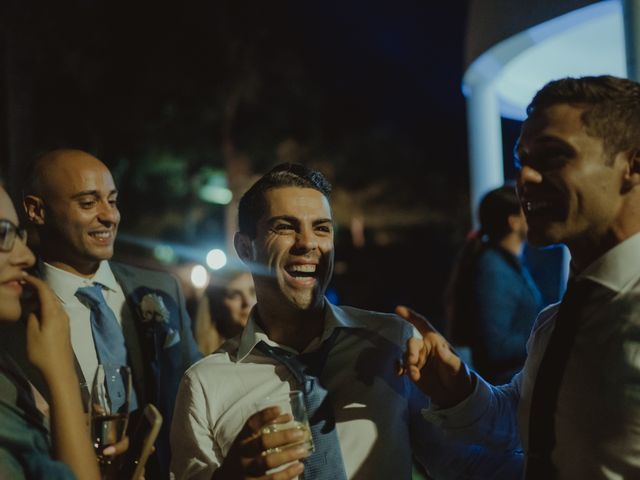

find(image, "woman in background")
[445,185,544,384]
[0,185,100,480]
[194,269,256,354]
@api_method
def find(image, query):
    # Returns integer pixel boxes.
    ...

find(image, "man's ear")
[23,195,46,225]
[620,150,640,193]
[234,232,254,264]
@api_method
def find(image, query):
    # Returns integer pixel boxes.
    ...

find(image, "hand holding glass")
[90,364,132,464]
[259,390,314,456]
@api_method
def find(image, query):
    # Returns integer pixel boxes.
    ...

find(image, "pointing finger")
[395,305,438,337]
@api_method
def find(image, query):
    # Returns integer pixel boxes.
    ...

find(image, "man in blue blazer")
[8,148,201,478]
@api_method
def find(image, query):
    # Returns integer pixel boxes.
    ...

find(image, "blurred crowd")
[2,74,640,480]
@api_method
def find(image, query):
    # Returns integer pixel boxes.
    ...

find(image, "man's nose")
[518,165,543,186]
[97,201,119,224]
[294,228,318,251]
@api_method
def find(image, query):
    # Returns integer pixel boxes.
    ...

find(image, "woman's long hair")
[194,269,250,354]
[444,186,521,344]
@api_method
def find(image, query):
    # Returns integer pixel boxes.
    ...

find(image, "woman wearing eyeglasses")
[0,186,100,480]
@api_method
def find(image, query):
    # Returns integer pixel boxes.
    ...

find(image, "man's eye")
[544,154,569,168]
[316,225,332,234]
[527,154,568,171]
[526,148,571,170]
[274,224,294,232]
[108,199,118,207]
[79,201,96,208]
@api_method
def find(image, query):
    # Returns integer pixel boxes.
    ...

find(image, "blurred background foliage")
[0,0,471,327]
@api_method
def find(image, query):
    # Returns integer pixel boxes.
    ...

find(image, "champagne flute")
[90,364,131,468]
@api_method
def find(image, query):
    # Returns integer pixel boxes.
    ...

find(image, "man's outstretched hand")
[396,305,473,408]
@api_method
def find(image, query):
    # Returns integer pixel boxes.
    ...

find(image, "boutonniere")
[138,292,181,349]
[139,293,170,324]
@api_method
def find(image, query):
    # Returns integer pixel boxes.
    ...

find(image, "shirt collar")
[235,300,363,362]
[41,260,119,304]
[578,232,640,293]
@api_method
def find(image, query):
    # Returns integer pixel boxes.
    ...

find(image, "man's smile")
[88,229,116,244]
[284,262,319,287]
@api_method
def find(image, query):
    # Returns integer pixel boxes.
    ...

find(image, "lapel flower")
[139,292,170,324]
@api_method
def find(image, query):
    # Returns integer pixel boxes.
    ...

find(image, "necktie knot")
[75,283,109,309]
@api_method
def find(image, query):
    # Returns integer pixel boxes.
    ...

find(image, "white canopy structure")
[462,0,640,297]
[463,0,629,211]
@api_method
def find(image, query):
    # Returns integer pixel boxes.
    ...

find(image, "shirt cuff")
[421,371,493,429]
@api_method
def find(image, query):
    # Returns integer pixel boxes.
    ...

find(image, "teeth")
[91,232,111,238]
[288,264,316,273]
[524,200,551,213]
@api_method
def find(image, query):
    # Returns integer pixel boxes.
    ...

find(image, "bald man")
[4,149,200,479]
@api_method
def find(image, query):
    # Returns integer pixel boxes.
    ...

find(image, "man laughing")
[402,76,640,480]
[170,163,522,480]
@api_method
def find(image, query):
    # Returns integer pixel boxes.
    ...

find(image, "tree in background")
[0,0,470,322]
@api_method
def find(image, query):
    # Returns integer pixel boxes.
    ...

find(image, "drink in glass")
[90,364,132,464]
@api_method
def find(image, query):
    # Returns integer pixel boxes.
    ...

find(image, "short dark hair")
[527,75,640,157]
[238,163,332,238]
[478,185,521,241]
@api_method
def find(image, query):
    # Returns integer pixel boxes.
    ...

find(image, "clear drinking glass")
[259,390,315,453]
[259,390,314,479]
[90,364,131,466]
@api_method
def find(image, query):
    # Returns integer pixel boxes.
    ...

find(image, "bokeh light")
[206,249,227,270]
[190,264,209,288]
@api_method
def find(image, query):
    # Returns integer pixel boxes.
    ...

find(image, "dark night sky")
[292,1,470,174]
[293,2,469,125]
[3,0,470,181]
[1,1,473,325]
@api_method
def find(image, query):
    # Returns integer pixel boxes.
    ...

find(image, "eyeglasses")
[0,219,28,252]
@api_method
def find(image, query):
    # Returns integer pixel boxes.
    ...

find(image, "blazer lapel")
[110,263,149,407]
[73,352,91,411]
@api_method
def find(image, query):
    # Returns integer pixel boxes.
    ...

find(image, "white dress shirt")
[41,260,127,386]
[170,302,523,480]
[424,232,640,480]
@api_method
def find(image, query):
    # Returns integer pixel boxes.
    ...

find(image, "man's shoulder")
[333,304,414,341]
[182,345,242,387]
[109,261,180,290]
[336,304,402,322]
[188,350,232,370]
[109,261,173,279]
